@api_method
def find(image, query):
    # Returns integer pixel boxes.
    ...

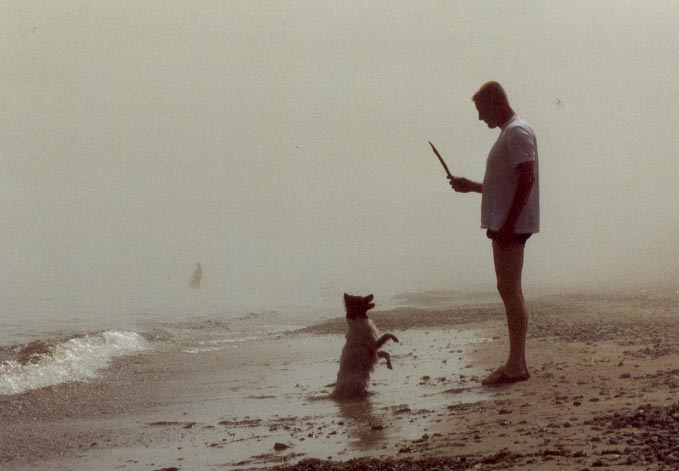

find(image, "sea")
[0,284,498,397]
[0,286,344,397]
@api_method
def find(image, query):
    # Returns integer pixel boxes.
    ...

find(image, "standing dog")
[332,293,399,399]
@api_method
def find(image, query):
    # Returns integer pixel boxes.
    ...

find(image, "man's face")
[475,99,499,128]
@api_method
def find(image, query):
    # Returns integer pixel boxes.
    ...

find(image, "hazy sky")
[2,1,679,309]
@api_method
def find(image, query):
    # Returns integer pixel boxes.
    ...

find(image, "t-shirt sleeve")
[506,126,536,167]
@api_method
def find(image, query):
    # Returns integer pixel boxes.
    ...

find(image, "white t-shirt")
[481,115,539,233]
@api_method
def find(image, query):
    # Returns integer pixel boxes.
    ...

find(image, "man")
[449,81,539,386]
[189,261,203,289]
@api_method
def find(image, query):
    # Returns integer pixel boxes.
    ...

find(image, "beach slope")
[2,288,679,471]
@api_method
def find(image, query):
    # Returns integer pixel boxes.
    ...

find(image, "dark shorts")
[486,229,532,245]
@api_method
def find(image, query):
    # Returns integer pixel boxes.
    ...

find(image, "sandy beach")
[6,2,679,470]
[2,287,679,471]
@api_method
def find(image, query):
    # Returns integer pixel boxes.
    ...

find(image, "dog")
[331,293,399,399]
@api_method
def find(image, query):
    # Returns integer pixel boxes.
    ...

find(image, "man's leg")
[492,240,529,378]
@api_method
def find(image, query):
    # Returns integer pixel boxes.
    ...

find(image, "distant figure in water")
[447,81,539,386]
[189,262,202,289]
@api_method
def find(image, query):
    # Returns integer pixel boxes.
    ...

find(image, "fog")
[2,1,679,311]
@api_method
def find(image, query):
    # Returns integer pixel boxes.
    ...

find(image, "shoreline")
[1,288,679,470]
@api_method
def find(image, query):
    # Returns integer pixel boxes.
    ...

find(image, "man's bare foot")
[481,367,529,387]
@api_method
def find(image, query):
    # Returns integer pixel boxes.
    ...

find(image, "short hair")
[472,81,509,107]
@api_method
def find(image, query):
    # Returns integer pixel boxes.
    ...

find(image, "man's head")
[472,81,513,129]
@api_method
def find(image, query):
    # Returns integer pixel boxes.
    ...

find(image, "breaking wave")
[0,331,149,395]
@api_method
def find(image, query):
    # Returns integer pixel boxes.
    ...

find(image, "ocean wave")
[152,311,282,331]
[154,318,233,331]
[0,331,149,396]
[180,336,261,354]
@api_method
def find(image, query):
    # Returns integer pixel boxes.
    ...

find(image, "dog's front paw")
[390,334,399,343]
[386,361,393,370]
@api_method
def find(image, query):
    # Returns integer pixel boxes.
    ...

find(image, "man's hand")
[448,176,480,193]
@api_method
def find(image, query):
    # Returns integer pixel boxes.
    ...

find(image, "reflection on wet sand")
[335,398,387,450]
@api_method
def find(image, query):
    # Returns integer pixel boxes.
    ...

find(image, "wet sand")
[2,287,679,470]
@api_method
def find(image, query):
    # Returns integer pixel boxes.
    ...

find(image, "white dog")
[332,293,399,399]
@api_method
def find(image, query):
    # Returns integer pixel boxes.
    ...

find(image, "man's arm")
[499,161,535,232]
[448,176,483,194]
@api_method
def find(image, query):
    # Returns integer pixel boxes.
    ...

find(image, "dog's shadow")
[334,397,387,449]
[307,391,388,448]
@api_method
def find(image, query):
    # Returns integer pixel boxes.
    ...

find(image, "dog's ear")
[366,294,374,302]
[344,293,350,302]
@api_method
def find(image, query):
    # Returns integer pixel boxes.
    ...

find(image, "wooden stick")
[428,141,454,179]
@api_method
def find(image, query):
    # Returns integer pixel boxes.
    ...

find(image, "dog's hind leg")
[375,333,399,349]
[377,350,393,369]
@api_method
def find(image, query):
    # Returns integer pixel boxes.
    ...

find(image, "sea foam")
[0,331,149,395]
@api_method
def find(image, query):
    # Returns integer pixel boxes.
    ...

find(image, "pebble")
[274,442,290,451]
